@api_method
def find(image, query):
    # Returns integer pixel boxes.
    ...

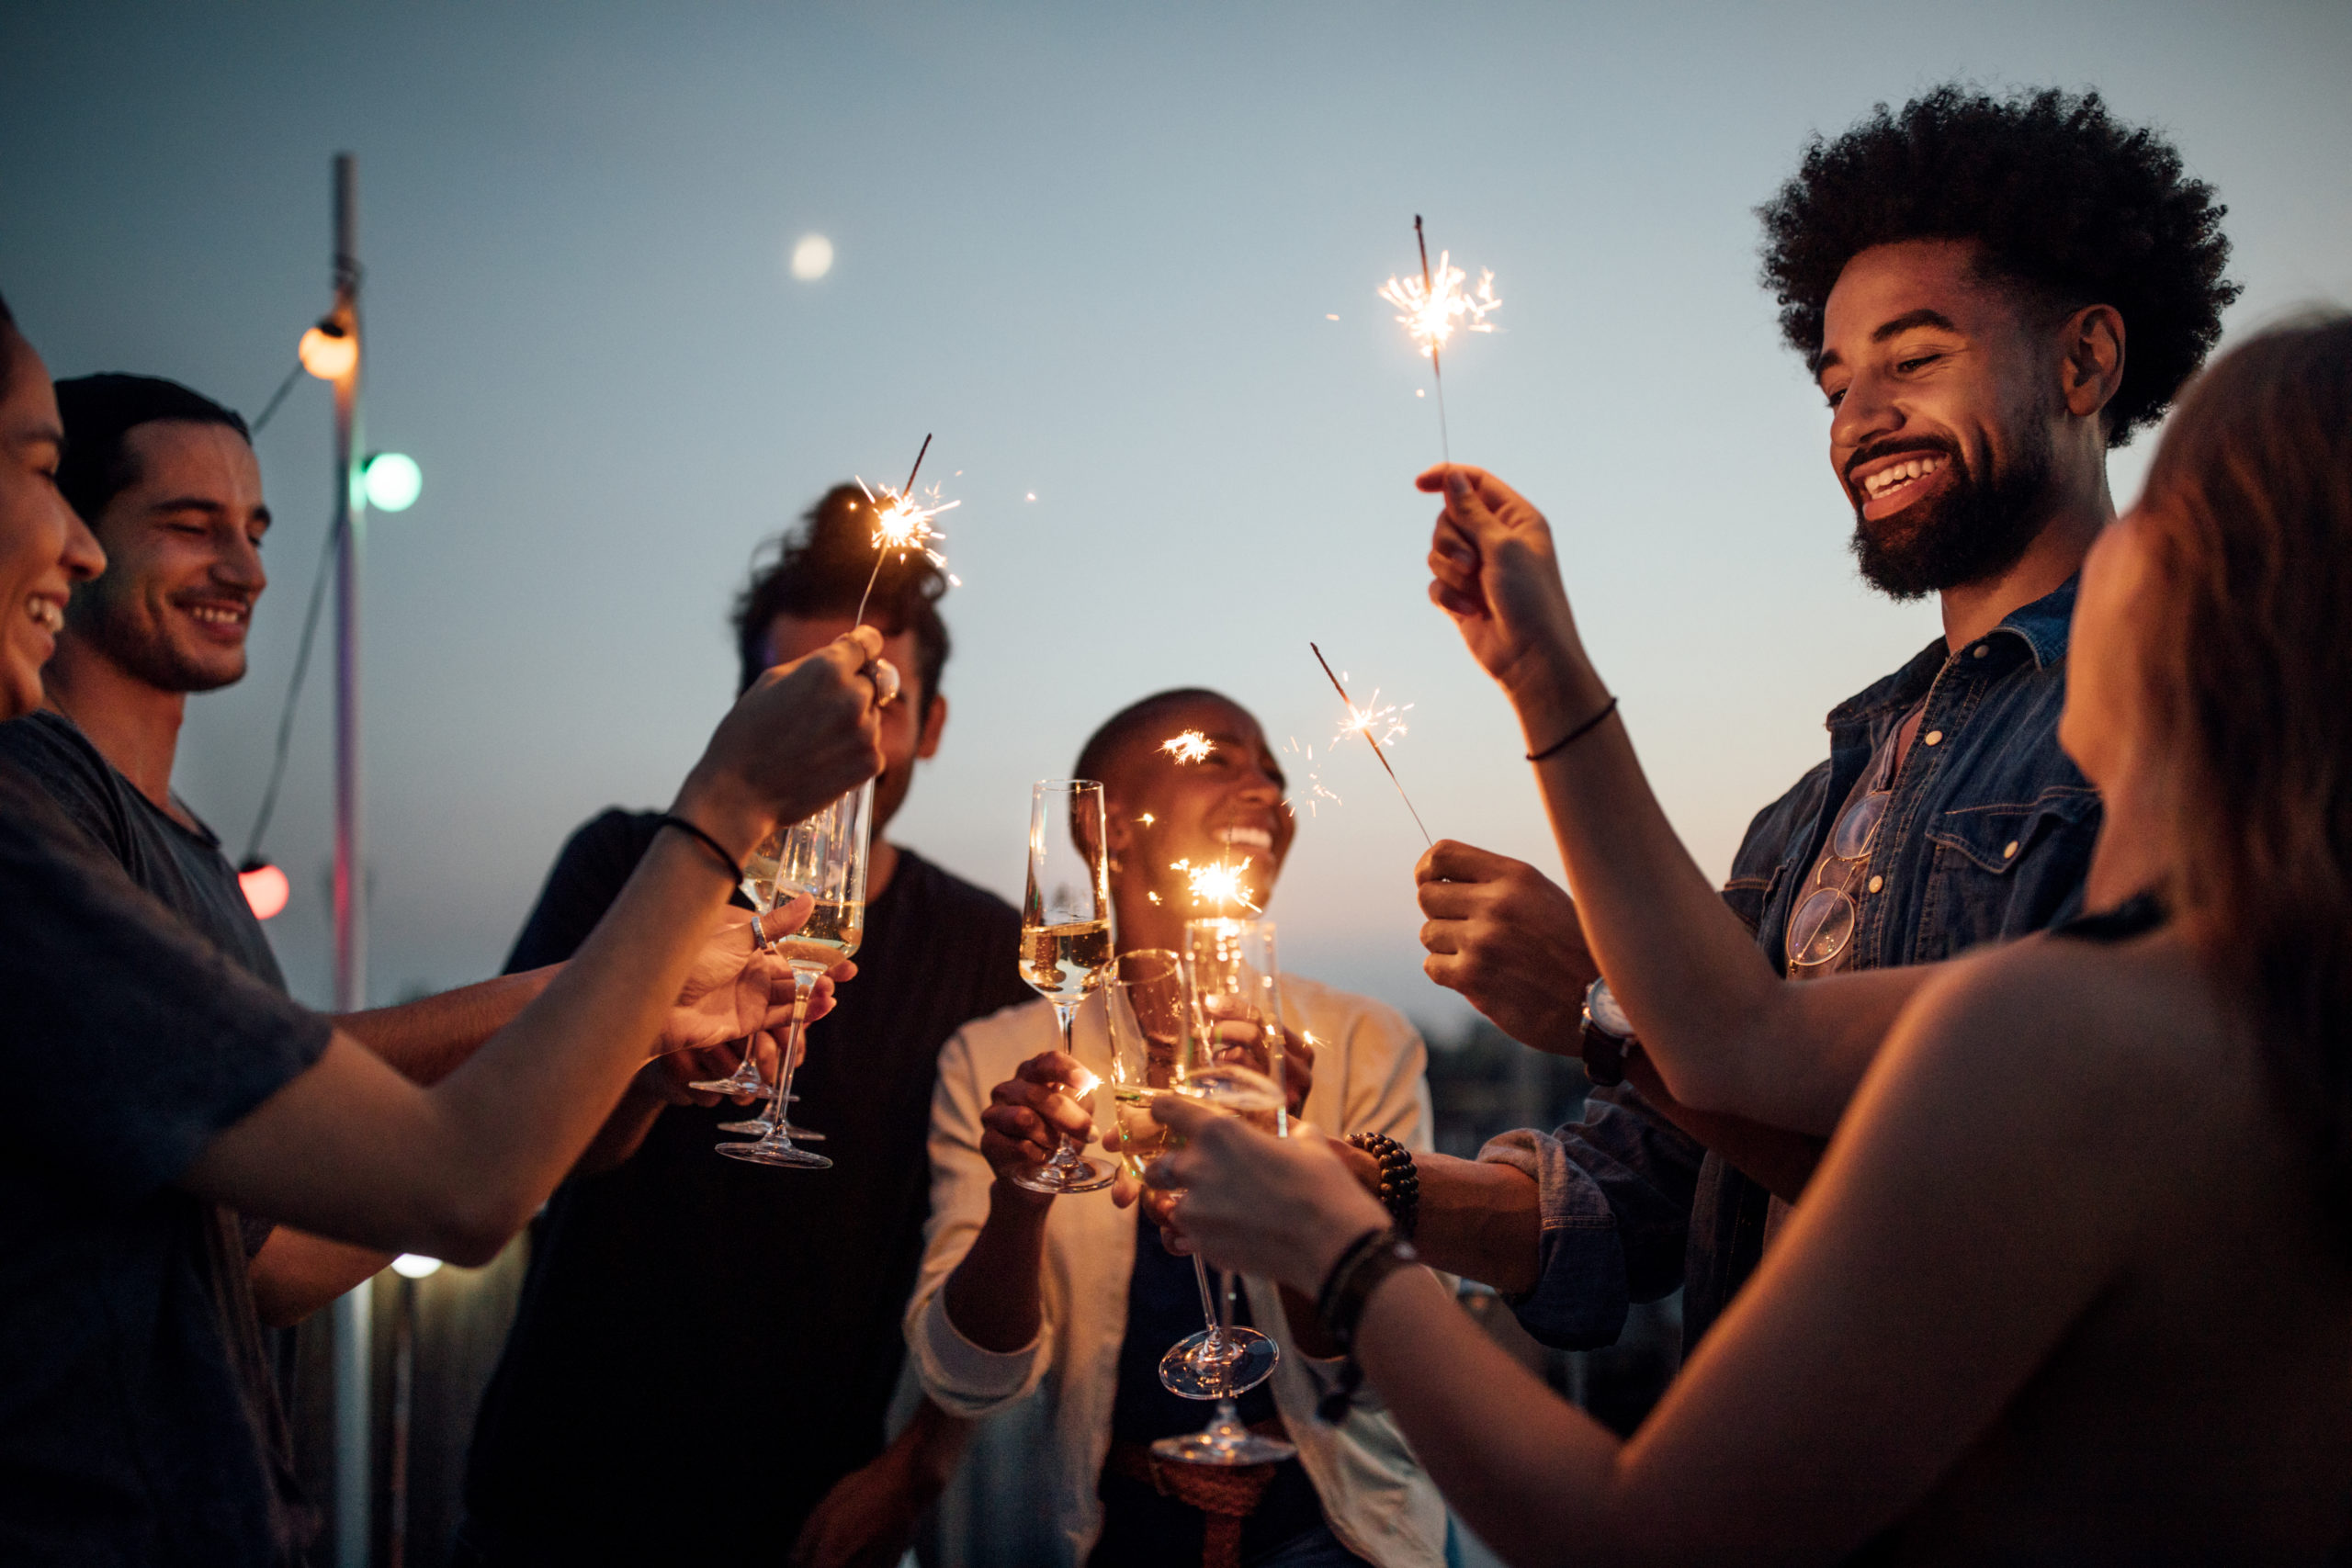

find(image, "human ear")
[2060,304,2127,424]
[915,693,947,760]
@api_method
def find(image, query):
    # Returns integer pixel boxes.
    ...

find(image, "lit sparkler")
[1378,216,1499,463]
[1161,730,1215,764]
[1310,642,1432,846]
[852,433,962,628]
[1171,856,1261,915]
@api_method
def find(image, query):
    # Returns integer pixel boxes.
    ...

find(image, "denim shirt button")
[1867,874,1884,893]
[1925,729,1944,746]
[1973,644,1990,659]
[2003,840,2019,860]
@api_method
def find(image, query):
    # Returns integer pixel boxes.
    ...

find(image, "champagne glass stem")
[1040,998,1090,1179]
[1192,1257,1220,1348]
[1216,1269,1239,1393]
[763,970,816,1139]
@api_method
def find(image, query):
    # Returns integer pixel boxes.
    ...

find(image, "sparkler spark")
[1281,737,1342,818]
[1170,856,1261,915]
[1309,642,1433,846]
[852,434,962,628]
[1332,691,1412,750]
[1378,250,1500,360]
[1161,730,1215,764]
[1378,216,1499,464]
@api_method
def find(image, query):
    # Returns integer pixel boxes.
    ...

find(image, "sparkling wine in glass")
[1010,780,1118,1195]
[714,781,872,1170]
[1151,919,1294,1466]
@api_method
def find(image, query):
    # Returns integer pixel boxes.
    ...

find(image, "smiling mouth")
[184,602,249,628]
[1855,454,1951,512]
[1218,826,1274,852]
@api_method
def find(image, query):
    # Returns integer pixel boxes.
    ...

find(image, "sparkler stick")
[852,433,948,629]
[1379,216,1500,466]
[1309,642,1432,846]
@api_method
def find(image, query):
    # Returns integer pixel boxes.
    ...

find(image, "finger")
[835,626,886,669]
[1015,1051,1087,1087]
[1419,838,1513,884]
[1415,874,1485,919]
[1429,581,1486,620]
[1149,1092,1217,1140]
[1112,1169,1139,1208]
[827,958,858,986]
[763,890,818,936]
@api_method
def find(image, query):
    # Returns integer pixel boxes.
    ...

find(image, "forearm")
[337,966,558,1084]
[571,1077,672,1176]
[1405,1151,1541,1294]
[942,1181,1052,1352]
[896,1397,976,1491]
[1352,1264,1636,1567]
[249,1228,395,1327]
[187,832,750,1262]
[1623,1055,1822,1202]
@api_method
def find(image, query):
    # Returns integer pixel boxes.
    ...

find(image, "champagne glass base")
[1150,1411,1295,1467]
[1158,1327,1276,1399]
[687,1073,771,1096]
[715,1140,831,1170]
[716,1118,825,1139]
[1009,1155,1117,1195]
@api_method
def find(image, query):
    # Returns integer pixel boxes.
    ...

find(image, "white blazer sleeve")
[903,1019,1055,1416]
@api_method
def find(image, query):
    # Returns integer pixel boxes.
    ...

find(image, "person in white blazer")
[905,688,1447,1568]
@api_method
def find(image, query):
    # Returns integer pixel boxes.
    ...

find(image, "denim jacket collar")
[1824,575,2079,737]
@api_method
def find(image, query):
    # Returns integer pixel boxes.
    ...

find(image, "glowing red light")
[239,862,290,921]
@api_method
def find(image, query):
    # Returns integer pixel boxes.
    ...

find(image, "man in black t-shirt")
[458,485,1030,1565]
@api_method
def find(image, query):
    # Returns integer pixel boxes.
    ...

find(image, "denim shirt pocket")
[1916,785,2102,959]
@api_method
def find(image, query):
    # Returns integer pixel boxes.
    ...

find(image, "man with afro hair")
[1379,85,2239,1362]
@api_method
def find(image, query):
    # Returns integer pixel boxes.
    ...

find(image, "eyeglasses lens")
[1789,886,1857,968]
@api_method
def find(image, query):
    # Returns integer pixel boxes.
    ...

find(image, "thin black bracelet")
[1346,1133,1420,1239]
[1525,694,1619,763]
[655,813,744,886]
[1312,1224,1419,1425]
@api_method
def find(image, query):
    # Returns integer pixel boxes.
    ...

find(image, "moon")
[789,233,834,281]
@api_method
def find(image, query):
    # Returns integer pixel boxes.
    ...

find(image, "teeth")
[1218,827,1273,850]
[1860,455,1946,498]
[28,599,62,632]
[187,604,244,625]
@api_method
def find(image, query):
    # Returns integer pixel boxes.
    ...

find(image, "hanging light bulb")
[237,856,290,921]
[298,319,356,381]
[362,452,422,512]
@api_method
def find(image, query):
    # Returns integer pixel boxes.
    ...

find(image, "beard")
[1848,421,2054,602]
[64,585,245,694]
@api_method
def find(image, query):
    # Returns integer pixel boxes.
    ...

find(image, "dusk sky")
[5,1,2346,1026]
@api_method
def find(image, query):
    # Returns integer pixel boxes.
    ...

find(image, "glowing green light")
[363,451,422,513]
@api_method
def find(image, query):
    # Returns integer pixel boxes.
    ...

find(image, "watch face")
[1585,978,1633,1039]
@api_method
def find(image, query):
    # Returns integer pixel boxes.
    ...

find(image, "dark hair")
[1074,687,1236,787]
[0,288,17,402]
[2127,314,2352,1234]
[732,481,950,703]
[53,374,251,526]
[1758,85,2239,446]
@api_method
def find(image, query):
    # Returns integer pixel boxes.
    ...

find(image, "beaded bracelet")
[1345,1132,1420,1239]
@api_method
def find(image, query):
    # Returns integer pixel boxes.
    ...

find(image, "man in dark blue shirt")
[1392,86,2240,1356]
[458,486,1034,1567]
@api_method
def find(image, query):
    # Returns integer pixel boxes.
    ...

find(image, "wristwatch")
[1579,977,1638,1087]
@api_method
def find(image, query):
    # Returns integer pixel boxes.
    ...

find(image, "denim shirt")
[1479,578,2101,1354]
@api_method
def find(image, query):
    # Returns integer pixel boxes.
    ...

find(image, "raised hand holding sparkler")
[1379,215,1500,463]
[1309,643,1432,847]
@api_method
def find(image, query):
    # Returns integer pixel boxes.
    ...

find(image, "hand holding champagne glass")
[1151,917,1295,1466]
[1011,780,1118,1195]
[715,780,874,1170]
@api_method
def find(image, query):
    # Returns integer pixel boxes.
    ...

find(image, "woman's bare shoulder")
[1879,927,2254,1157]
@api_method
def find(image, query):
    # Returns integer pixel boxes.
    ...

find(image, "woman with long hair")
[1152,316,2352,1564]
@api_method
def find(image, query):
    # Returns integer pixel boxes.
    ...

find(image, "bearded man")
[1389,85,2239,1358]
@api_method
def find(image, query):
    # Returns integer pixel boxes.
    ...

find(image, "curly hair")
[731,481,951,703]
[2128,314,2352,1236]
[1758,85,2238,446]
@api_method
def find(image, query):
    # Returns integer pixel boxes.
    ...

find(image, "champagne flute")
[715,781,873,1170]
[1152,918,1295,1466]
[1010,780,1118,1195]
[1103,950,1184,1180]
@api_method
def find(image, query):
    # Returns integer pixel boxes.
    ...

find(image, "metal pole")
[327,149,374,1568]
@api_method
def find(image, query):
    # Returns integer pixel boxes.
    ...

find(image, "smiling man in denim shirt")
[1377,86,2242,1358]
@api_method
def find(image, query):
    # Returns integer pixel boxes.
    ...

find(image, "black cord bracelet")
[1346,1133,1420,1238]
[655,814,744,886]
[1525,694,1619,763]
[1313,1224,1419,1424]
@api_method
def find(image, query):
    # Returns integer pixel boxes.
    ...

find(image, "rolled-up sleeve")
[903,1018,1054,1417]
[1477,1082,1706,1349]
